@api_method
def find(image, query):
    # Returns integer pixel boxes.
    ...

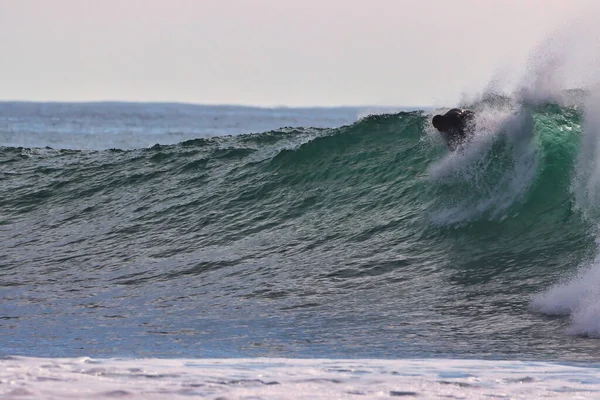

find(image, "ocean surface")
[3,98,600,398]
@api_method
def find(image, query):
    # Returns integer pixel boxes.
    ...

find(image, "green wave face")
[2,101,600,358]
[1,105,590,283]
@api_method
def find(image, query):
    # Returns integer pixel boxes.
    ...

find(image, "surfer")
[432,108,475,151]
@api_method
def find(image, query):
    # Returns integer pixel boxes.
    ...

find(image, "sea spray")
[531,90,600,336]
[428,105,538,225]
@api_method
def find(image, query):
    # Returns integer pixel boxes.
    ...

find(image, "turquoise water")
[2,99,600,360]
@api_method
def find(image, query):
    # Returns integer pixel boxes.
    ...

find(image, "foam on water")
[2,357,600,399]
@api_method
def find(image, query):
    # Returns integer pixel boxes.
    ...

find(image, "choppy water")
[3,98,600,397]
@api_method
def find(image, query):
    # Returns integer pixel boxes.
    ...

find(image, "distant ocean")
[3,98,600,398]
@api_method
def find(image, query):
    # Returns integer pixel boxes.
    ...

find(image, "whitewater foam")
[531,258,600,337]
[2,357,600,400]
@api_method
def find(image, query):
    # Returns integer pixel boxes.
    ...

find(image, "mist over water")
[483,16,600,340]
[530,90,600,337]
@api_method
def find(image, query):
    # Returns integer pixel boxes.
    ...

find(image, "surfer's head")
[432,115,450,132]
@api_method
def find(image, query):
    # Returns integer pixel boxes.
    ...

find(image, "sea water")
[3,100,600,398]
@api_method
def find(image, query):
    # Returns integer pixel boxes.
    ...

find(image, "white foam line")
[1,357,600,399]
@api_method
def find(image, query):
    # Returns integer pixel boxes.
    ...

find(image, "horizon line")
[0,99,433,110]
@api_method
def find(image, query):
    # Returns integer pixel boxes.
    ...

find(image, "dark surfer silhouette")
[432,108,475,151]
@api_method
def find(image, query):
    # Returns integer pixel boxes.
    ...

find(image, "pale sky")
[0,0,597,106]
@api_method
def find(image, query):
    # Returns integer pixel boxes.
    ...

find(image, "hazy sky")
[0,0,596,106]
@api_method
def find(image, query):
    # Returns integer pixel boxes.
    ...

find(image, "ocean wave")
[4,98,600,357]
